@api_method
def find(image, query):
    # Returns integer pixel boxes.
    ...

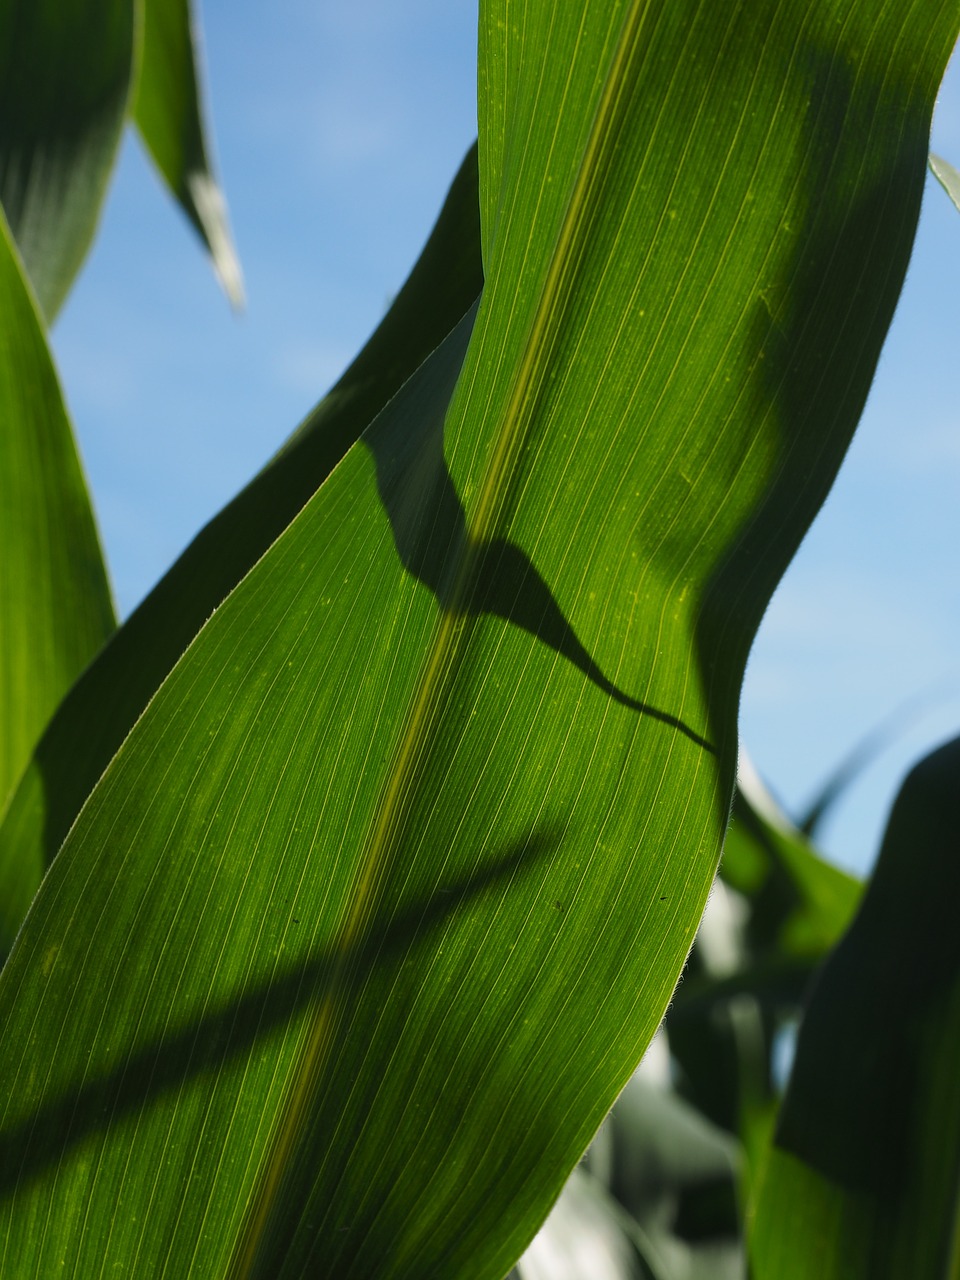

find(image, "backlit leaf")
[0,3,956,1277]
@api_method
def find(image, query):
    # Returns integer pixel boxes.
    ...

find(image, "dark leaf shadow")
[0,826,559,1199]
[363,318,714,754]
[695,50,935,772]
[0,141,484,943]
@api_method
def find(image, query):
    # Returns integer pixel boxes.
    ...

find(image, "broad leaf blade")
[750,736,960,1279]
[0,143,481,954]
[0,0,135,320]
[133,0,243,306]
[0,208,115,902]
[1,2,956,1278]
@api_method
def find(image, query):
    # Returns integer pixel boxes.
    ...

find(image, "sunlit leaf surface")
[0,210,114,924]
[0,1,956,1276]
[0,144,481,954]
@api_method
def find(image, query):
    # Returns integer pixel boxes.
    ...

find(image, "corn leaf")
[930,151,960,216]
[0,1,956,1277]
[725,762,861,966]
[750,735,960,1279]
[0,0,135,320]
[133,0,243,306]
[0,143,481,955]
[0,210,114,918]
[668,768,860,1172]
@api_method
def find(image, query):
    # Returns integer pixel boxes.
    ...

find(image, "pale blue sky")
[51,3,960,876]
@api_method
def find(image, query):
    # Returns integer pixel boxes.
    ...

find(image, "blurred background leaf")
[750,734,960,1279]
[0,0,135,320]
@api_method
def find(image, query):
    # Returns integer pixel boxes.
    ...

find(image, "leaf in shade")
[0,209,115,920]
[0,2,956,1278]
[667,757,860,1162]
[729,755,861,961]
[0,142,481,956]
[0,0,135,320]
[513,1168,655,1280]
[133,0,244,306]
[513,1047,743,1280]
[750,735,960,1279]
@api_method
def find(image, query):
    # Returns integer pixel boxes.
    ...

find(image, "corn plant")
[0,0,958,1277]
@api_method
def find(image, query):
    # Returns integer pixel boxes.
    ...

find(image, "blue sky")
[51,3,960,877]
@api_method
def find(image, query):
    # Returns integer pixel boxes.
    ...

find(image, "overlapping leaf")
[0,210,114,919]
[0,144,482,954]
[0,0,135,320]
[0,2,956,1278]
[930,151,960,216]
[720,762,860,985]
[668,766,859,1181]
[133,0,243,305]
[750,735,960,1279]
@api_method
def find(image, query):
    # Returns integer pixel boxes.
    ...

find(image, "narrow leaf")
[668,759,861,1170]
[730,758,861,961]
[133,0,243,306]
[0,145,483,957]
[929,150,960,215]
[796,682,949,838]
[750,735,960,1279]
[0,143,481,954]
[0,0,136,320]
[0,210,114,915]
[0,2,956,1278]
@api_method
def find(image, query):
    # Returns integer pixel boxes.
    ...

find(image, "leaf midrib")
[230,2,658,1272]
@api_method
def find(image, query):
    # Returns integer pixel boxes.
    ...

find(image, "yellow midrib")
[228,2,651,1273]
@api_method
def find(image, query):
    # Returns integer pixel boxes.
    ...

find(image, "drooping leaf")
[133,0,243,306]
[0,0,135,320]
[0,143,481,956]
[727,759,861,963]
[667,762,860,1141]
[0,210,115,921]
[750,735,960,1279]
[929,150,960,216]
[795,683,948,838]
[0,3,956,1278]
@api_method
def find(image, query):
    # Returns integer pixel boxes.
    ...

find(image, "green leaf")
[0,209,114,909]
[727,758,861,963]
[1,2,956,1277]
[667,764,860,1141]
[929,150,960,216]
[750,735,960,1279]
[133,0,243,306]
[0,142,481,955]
[0,0,136,320]
[512,1048,743,1278]
[513,1168,655,1280]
